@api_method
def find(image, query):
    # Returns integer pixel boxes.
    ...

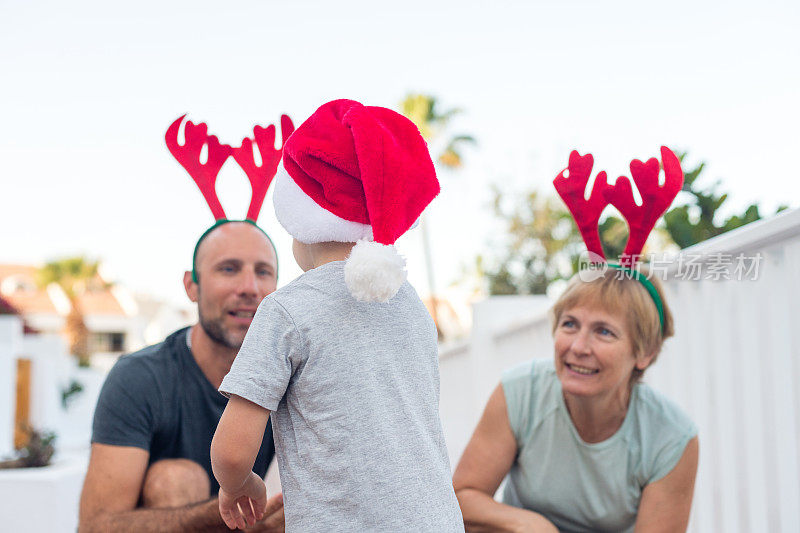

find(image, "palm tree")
[400,94,475,168]
[37,257,100,366]
[399,94,475,335]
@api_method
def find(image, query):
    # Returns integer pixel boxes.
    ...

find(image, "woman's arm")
[634,437,699,533]
[453,384,559,533]
[211,394,271,529]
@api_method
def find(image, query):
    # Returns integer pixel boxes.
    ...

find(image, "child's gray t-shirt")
[219,261,464,532]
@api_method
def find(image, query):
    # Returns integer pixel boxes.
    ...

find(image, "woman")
[453,268,699,533]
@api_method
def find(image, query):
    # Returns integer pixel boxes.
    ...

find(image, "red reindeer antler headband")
[554,146,684,267]
[165,114,295,222]
[165,113,294,284]
[553,146,684,332]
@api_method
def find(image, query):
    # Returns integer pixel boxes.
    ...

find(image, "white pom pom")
[344,240,407,302]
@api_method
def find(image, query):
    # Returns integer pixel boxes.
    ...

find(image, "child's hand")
[218,472,268,530]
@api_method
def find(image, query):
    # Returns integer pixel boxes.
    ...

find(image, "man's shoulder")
[92,329,192,449]
[118,327,186,365]
[105,328,188,390]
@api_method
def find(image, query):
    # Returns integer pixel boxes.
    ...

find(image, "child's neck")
[308,242,355,269]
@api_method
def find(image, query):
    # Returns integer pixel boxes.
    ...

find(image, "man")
[79,221,284,532]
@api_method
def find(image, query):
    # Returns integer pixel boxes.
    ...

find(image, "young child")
[211,99,464,532]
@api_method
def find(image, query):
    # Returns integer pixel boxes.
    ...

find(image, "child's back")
[222,260,463,531]
[214,98,465,531]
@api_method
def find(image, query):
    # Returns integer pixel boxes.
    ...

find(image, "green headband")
[606,263,664,333]
[191,219,278,283]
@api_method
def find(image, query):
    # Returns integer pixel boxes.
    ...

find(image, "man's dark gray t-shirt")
[91,327,275,494]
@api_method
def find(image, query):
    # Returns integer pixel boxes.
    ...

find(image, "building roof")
[0,292,39,334]
[0,263,128,318]
[78,288,126,315]
[0,264,60,315]
[0,294,20,315]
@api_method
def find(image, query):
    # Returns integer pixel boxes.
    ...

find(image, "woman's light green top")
[501,359,696,533]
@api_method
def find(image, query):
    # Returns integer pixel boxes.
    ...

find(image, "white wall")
[0,451,89,533]
[20,335,66,437]
[0,316,22,458]
[20,312,64,335]
[0,328,105,532]
[439,295,554,464]
[12,332,106,452]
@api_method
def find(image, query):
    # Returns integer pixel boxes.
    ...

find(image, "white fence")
[439,208,800,533]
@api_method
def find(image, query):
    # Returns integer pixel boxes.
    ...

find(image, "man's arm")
[78,443,227,533]
[81,354,233,532]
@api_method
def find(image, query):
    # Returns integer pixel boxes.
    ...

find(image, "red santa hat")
[273,99,439,302]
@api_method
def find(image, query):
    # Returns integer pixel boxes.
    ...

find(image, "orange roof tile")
[0,264,59,315]
[0,263,127,317]
[77,290,126,315]
[0,264,39,281]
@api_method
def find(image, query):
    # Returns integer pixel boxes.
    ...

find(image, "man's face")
[185,222,278,349]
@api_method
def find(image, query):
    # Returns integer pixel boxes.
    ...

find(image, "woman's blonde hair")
[550,266,674,383]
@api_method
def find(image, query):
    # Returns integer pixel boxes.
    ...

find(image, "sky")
[2,0,798,307]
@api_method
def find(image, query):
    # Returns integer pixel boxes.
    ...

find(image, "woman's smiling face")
[554,305,652,399]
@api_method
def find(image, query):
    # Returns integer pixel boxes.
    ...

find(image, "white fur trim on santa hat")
[273,166,374,244]
[344,240,407,302]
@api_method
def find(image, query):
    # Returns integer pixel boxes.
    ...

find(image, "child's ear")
[183,271,199,303]
[292,239,311,271]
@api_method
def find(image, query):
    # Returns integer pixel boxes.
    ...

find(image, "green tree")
[478,187,627,295]
[400,94,475,169]
[663,154,786,248]
[399,94,475,331]
[480,189,575,295]
[481,152,784,295]
[37,257,101,366]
